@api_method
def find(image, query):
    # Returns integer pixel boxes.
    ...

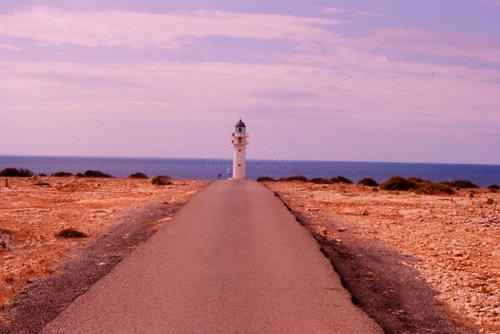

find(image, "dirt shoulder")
[0,177,207,332]
[266,181,499,334]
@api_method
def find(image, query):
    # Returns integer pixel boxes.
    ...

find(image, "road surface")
[43,180,382,334]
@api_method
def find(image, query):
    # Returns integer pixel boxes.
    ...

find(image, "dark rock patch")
[56,229,88,239]
[0,228,14,250]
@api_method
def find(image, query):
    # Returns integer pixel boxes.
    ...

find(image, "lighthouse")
[232,119,249,180]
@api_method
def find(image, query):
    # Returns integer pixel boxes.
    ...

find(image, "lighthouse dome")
[236,119,246,128]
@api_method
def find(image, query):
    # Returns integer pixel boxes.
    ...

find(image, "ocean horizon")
[1,155,499,186]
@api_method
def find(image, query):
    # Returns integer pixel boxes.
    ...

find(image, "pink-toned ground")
[267,181,500,334]
[0,177,207,310]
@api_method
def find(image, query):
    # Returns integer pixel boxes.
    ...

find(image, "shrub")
[442,180,479,189]
[310,178,331,184]
[51,171,73,177]
[488,184,500,191]
[129,172,148,179]
[280,176,309,182]
[152,176,173,185]
[331,176,353,184]
[0,168,34,177]
[257,176,275,182]
[407,177,430,183]
[358,178,379,187]
[78,170,112,178]
[56,228,88,239]
[381,177,417,191]
[415,182,455,195]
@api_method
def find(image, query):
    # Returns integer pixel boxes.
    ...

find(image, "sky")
[1,0,500,164]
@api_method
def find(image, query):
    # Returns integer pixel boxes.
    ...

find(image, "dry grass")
[0,177,206,308]
[267,181,500,334]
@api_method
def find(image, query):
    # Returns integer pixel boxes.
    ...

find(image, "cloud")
[0,6,340,49]
[321,6,376,18]
[1,52,499,162]
[367,28,500,65]
[0,43,20,51]
[321,7,346,15]
[0,6,499,162]
[285,26,500,71]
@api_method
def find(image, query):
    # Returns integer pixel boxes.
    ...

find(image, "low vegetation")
[257,176,276,182]
[51,171,73,177]
[77,170,112,178]
[358,178,379,187]
[0,168,34,177]
[489,184,500,192]
[152,176,173,186]
[310,178,331,184]
[442,180,479,189]
[129,172,149,179]
[331,176,353,184]
[381,177,457,195]
[414,181,455,195]
[257,175,481,196]
[279,176,309,182]
[381,176,417,191]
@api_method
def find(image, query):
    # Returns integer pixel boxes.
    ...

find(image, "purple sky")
[1,0,500,164]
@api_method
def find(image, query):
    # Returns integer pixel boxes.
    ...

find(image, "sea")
[1,156,499,186]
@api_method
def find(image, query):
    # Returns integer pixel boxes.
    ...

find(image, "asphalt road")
[43,180,382,334]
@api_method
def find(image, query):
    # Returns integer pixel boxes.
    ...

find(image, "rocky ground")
[266,181,500,334]
[0,176,207,322]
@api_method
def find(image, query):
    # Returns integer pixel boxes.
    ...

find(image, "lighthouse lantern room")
[232,119,249,180]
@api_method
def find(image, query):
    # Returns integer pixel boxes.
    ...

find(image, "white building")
[231,119,249,180]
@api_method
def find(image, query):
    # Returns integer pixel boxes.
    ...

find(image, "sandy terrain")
[0,177,207,313]
[267,181,500,334]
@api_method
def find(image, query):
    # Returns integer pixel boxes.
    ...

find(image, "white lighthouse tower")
[232,119,249,180]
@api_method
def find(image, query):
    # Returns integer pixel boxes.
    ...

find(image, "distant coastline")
[1,155,499,186]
